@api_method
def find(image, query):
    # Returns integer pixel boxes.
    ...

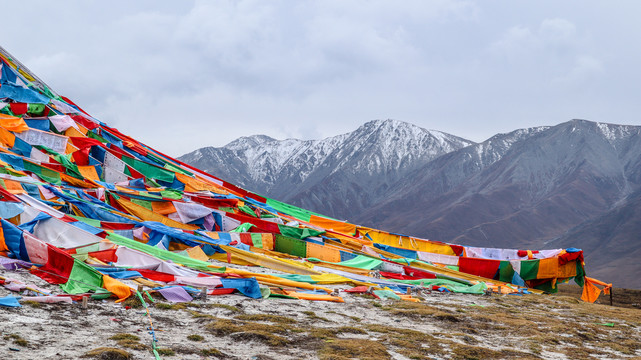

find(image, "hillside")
[0,39,637,360]
[1,265,640,360]
[362,120,641,287]
[182,119,641,288]
[179,119,474,220]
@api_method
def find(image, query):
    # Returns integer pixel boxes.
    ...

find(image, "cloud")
[40,0,481,155]
[552,55,603,86]
[489,18,582,62]
[485,17,605,94]
[539,18,577,45]
[1,1,640,156]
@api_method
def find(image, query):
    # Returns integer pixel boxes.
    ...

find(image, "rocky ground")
[1,267,640,360]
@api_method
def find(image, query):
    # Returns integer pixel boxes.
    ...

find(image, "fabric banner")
[121,156,175,183]
[103,166,129,183]
[465,246,563,261]
[265,197,317,222]
[107,233,219,271]
[309,215,356,235]
[0,295,21,307]
[360,227,458,256]
[170,275,222,288]
[172,201,213,224]
[29,147,50,163]
[381,261,405,274]
[104,151,127,173]
[157,286,193,303]
[417,251,460,266]
[33,216,103,249]
[306,241,341,263]
[59,259,104,294]
[50,99,80,114]
[274,234,307,258]
[22,232,48,265]
[278,224,324,240]
[31,245,74,284]
[220,278,262,299]
[458,257,501,279]
[338,255,383,270]
[0,113,29,132]
[0,83,50,104]
[0,201,24,219]
[218,211,241,232]
[16,129,68,154]
[102,275,132,302]
[115,197,198,230]
[49,115,79,132]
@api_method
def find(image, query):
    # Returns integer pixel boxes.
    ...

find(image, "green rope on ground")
[136,290,161,360]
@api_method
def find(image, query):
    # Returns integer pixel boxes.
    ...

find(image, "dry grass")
[201,348,223,357]
[120,296,143,309]
[364,323,448,357]
[155,302,181,310]
[108,332,148,351]
[557,284,641,309]
[229,331,289,346]
[206,303,242,313]
[303,310,332,322]
[451,344,537,359]
[186,334,204,342]
[123,285,641,359]
[338,289,639,359]
[318,338,390,360]
[205,318,291,347]
[206,318,288,336]
[82,347,131,360]
[308,328,339,340]
[108,334,140,341]
[4,333,29,347]
[384,302,461,323]
[156,348,176,356]
[113,340,148,351]
[234,313,297,324]
[306,326,367,340]
[22,300,42,308]
[154,302,204,310]
[188,309,216,319]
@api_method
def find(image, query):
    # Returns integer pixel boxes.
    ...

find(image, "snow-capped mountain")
[355,120,641,288]
[179,119,474,219]
[180,119,641,288]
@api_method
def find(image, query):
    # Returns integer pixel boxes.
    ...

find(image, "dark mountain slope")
[179,119,474,220]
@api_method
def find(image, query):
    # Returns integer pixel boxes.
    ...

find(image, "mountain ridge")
[180,119,641,287]
[179,119,475,220]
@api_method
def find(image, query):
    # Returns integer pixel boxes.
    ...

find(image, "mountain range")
[179,119,641,288]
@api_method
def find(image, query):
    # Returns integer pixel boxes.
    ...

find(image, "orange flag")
[0,114,28,133]
[102,275,132,303]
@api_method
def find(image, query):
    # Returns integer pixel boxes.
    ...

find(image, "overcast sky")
[3,1,641,156]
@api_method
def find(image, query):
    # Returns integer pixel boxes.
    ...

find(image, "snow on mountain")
[354,120,641,287]
[181,119,641,287]
[329,119,474,176]
[179,119,474,196]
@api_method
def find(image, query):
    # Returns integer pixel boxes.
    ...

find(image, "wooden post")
[137,284,143,293]
[406,287,411,295]
[82,296,88,309]
[610,287,613,306]
[497,286,502,295]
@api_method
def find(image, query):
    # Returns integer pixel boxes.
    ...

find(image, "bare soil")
[2,268,641,360]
